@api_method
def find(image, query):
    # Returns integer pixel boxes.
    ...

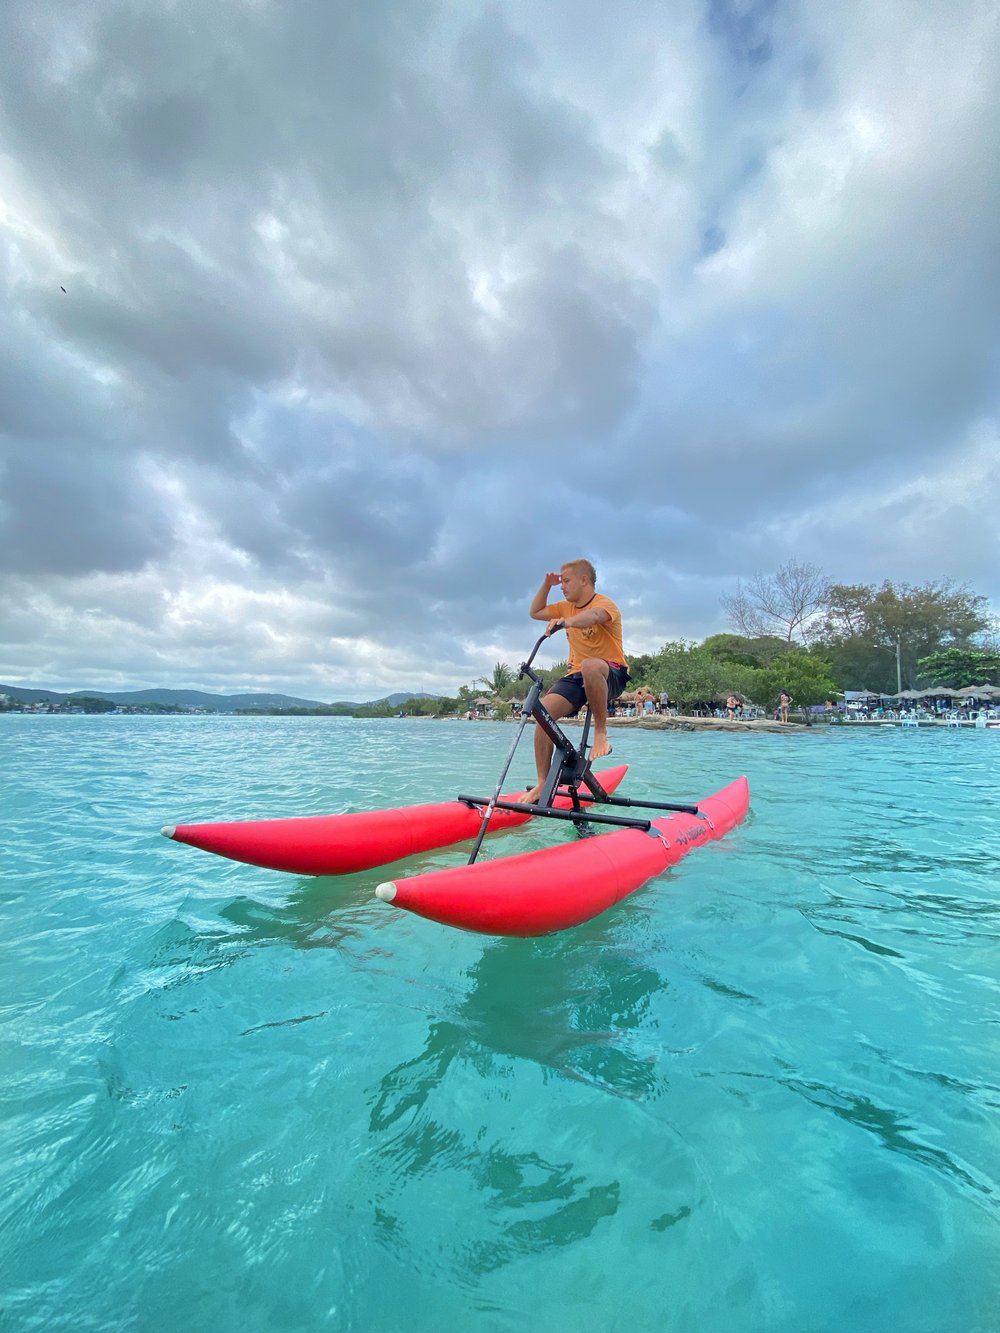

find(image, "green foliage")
[814,580,993,692]
[751,653,839,711]
[539,659,569,689]
[626,652,658,683]
[477,662,514,696]
[867,581,990,654]
[361,700,395,717]
[238,702,354,716]
[916,647,1000,688]
[67,694,116,713]
[701,633,788,667]
[641,642,758,704]
[611,638,838,713]
[390,696,439,716]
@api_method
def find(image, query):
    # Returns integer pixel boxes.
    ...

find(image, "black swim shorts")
[546,663,630,716]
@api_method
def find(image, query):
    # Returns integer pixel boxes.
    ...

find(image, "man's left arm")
[560,605,612,629]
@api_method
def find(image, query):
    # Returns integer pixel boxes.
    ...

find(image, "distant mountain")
[1,684,444,710]
[0,683,326,710]
[1,685,67,704]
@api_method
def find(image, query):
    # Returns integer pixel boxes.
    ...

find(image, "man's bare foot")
[590,732,612,759]
[523,783,543,804]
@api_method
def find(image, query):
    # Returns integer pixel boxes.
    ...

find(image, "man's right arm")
[530,572,562,620]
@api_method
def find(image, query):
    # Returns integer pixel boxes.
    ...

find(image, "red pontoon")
[375,776,749,936]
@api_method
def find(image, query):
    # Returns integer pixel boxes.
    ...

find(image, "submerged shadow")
[365,919,671,1275]
[375,922,668,1114]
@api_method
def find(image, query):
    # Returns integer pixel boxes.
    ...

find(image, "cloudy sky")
[2,0,998,700]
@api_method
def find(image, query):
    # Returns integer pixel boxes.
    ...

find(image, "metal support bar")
[464,692,539,864]
[532,698,583,763]
[461,781,695,818]
[457,789,609,810]
[457,795,655,832]
[592,794,700,816]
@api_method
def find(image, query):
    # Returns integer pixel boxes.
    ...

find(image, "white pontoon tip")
[160,825,176,839]
[375,882,397,902]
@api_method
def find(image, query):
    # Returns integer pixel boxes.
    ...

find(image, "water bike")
[161,631,750,935]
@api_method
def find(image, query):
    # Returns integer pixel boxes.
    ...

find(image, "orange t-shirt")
[543,595,628,673]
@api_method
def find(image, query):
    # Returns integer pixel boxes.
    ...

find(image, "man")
[525,559,629,802]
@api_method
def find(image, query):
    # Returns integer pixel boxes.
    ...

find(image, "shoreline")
[495,714,996,734]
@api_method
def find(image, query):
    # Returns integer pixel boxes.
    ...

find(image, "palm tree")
[477,662,514,697]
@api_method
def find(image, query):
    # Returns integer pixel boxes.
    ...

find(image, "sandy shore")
[583,714,797,734]
[550,714,993,733]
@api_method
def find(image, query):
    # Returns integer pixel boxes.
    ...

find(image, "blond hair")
[562,559,597,585]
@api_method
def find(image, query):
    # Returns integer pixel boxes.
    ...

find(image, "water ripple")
[2,716,999,1330]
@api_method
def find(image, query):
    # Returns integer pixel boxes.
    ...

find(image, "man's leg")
[580,658,613,758]
[525,691,576,803]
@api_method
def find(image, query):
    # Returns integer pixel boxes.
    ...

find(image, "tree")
[626,651,658,683]
[916,647,1000,688]
[753,652,839,714]
[720,560,829,643]
[820,584,872,641]
[540,659,570,689]
[68,694,116,713]
[477,662,514,697]
[866,581,990,656]
[643,641,759,705]
[815,580,994,692]
[701,633,789,667]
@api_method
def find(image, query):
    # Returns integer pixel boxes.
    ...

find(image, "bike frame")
[461,632,699,864]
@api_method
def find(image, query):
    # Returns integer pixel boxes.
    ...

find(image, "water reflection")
[126,872,391,984]
[455,931,665,1096]
[781,1075,997,1203]
[365,924,669,1275]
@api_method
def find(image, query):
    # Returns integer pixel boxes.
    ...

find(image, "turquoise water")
[2,716,998,1332]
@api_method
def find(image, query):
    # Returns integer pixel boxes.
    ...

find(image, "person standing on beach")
[525,560,629,802]
[634,686,655,716]
[778,690,792,723]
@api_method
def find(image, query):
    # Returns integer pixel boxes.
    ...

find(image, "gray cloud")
[1,0,997,695]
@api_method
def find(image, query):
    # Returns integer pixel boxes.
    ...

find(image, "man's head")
[559,559,597,605]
